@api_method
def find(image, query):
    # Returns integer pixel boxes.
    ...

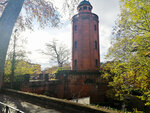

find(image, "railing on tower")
[72,12,98,22]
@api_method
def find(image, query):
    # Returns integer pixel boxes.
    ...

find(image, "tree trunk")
[0,0,24,90]
[11,34,17,88]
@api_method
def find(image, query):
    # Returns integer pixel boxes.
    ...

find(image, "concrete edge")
[3,89,106,113]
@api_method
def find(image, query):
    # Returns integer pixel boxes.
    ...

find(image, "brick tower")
[72,0,100,70]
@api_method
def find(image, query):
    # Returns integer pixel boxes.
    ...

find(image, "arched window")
[79,7,82,11]
[95,59,98,67]
[74,60,77,69]
[75,25,77,31]
[83,6,87,10]
[94,41,97,50]
[75,41,77,49]
[88,7,91,11]
[94,25,97,31]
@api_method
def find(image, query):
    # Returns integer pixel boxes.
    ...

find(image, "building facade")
[72,0,100,70]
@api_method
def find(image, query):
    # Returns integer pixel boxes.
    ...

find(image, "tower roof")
[77,0,92,8]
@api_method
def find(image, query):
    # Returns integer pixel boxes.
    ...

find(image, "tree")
[44,39,70,67]
[0,0,81,90]
[0,0,81,30]
[44,63,71,74]
[4,60,41,81]
[10,29,17,88]
[6,29,28,88]
[104,0,150,107]
[0,0,25,90]
[4,29,34,84]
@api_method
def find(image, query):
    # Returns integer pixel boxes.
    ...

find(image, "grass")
[93,105,144,113]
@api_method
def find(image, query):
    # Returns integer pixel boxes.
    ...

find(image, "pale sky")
[22,0,120,69]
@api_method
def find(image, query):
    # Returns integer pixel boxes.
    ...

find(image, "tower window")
[75,41,77,49]
[94,41,97,50]
[95,59,98,67]
[75,25,77,31]
[74,60,77,69]
[79,7,82,11]
[88,7,91,11]
[94,25,97,31]
[83,6,87,10]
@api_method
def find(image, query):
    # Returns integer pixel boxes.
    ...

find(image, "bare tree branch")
[0,1,8,6]
[43,39,70,67]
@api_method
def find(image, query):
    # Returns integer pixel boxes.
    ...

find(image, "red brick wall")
[21,71,107,104]
[56,71,107,103]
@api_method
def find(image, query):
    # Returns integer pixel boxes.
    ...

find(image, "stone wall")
[22,80,60,97]
[22,70,107,104]
[56,70,107,103]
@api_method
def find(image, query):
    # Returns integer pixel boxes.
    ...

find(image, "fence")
[0,102,24,113]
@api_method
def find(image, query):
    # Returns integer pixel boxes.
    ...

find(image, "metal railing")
[0,102,24,113]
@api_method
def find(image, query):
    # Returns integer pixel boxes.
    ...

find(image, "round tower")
[72,0,100,70]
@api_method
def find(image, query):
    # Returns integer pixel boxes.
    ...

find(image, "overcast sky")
[22,0,120,69]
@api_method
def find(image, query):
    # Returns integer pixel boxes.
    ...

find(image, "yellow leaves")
[105,0,150,106]
[120,0,150,29]
[145,102,150,106]
[4,60,41,77]
[102,73,111,79]
[115,76,124,84]
[4,60,12,75]
[23,0,60,28]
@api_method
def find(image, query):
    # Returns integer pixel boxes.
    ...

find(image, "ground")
[0,94,63,113]
[0,93,122,113]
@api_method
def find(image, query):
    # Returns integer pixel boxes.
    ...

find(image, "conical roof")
[77,0,92,8]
